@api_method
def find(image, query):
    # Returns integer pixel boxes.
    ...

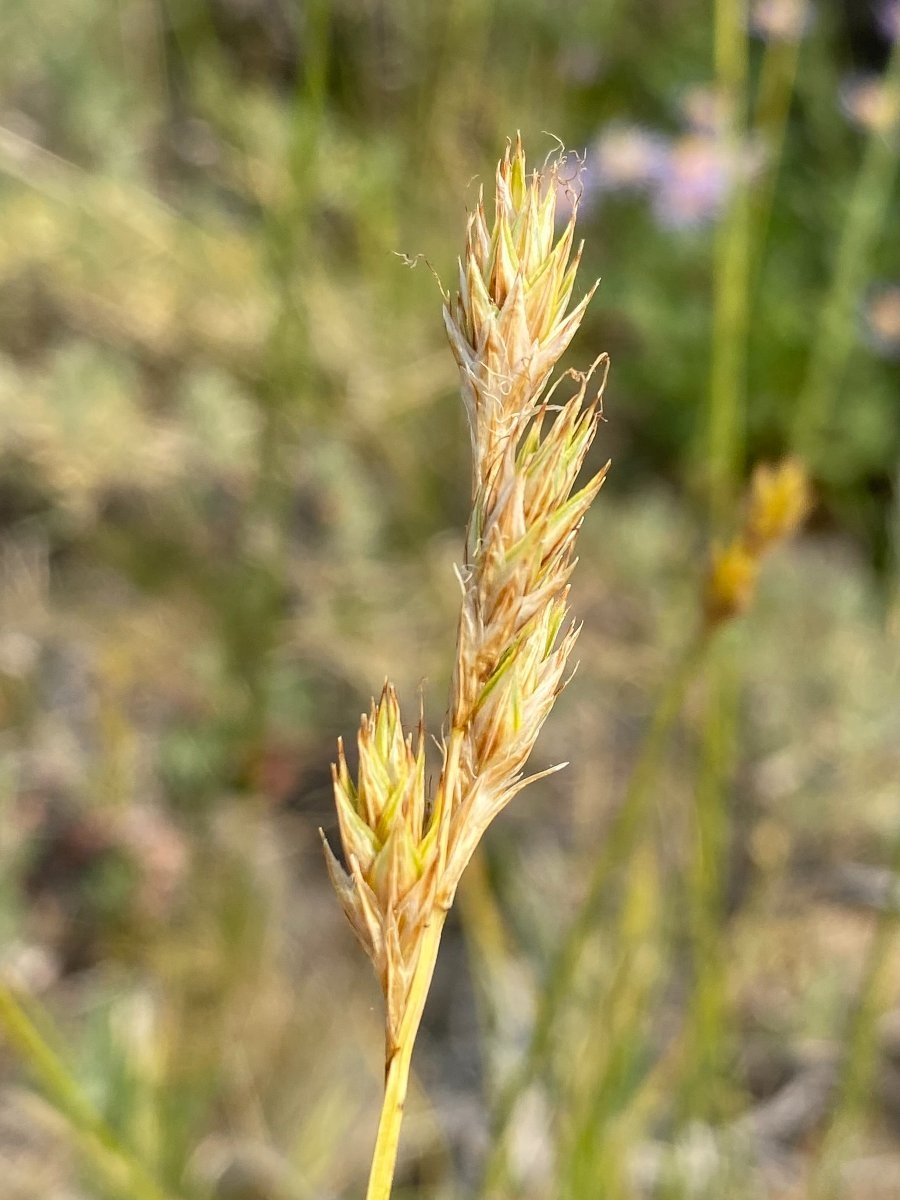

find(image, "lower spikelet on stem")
[321,135,609,1200]
[321,686,449,1054]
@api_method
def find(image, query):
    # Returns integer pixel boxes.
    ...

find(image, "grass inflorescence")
[323,136,608,1200]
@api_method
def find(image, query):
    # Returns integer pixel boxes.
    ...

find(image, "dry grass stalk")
[322,135,608,1200]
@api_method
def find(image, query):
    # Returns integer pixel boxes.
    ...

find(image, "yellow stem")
[365,911,448,1200]
[365,727,464,1200]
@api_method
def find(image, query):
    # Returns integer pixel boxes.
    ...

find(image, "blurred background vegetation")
[0,0,899,1197]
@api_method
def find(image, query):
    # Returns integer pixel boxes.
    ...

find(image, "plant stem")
[536,635,708,1064]
[708,0,750,530]
[791,37,900,462]
[750,28,804,281]
[365,726,465,1200]
[670,0,751,1139]
[479,633,709,1197]
[365,911,448,1200]
[810,827,900,1200]
[679,638,740,1121]
[0,984,172,1200]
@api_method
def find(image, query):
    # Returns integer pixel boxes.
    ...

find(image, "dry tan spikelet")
[439,134,609,894]
[321,684,449,1046]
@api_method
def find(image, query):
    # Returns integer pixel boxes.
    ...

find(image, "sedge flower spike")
[323,135,608,1200]
[440,135,608,887]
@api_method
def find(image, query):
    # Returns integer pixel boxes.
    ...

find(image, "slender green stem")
[0,985,172,1200]
[810,829,900,1200]
[708,0,750,530]
[678,639,741,1121]
[750,30,804,278]
[671,0,751,1143]
[479,633,709,1197]
[562,837,665,1198]
[791,38,900,461]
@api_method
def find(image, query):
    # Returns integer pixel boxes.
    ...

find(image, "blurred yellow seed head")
[745,457,811,551]
[705,539,760,625]
[704,458,812,628]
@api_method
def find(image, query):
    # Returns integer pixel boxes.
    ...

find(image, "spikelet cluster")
[323,136,607,1054]
[705,457,811,626]
[441,137,609,887]
[322,686,449,1046]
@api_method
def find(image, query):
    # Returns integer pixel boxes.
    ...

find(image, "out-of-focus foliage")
[0,1,899,1198]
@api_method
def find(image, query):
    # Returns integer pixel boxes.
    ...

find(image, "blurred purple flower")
[651,134,764,229]
[877,1,900,42]
[680,85,728,136]
[839,73,900,133]
[590,123,670,195]
[750,0,814,42]
[586,97,765,231]
[862,283,900,358]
